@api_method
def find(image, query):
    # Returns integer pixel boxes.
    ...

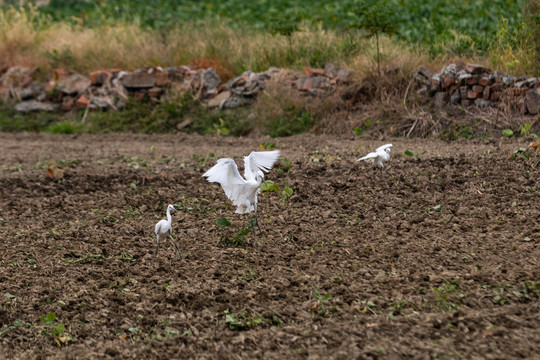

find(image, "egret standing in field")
[203,150,280,237]
[357,144,393,175]
[154,204,182,261]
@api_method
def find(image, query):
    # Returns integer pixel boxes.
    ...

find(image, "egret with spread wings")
[203,150,280,237]
[357,144,393,175]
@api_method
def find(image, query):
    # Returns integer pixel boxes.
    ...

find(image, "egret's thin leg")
[383,167,392,176]
[249,215,257,240]
[154,236,160,262]
[255,212,262,234]
[168,235,182,259]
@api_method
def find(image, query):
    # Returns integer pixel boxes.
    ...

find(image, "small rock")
[475,99,492,108]
[58,73,91,95]
[90,70,111,86]
[155,71,169,87]
[207,90,231,108]
[14,100,58,112]
[465,63,491,75]
[148,87,162,98]
[202,68,221,91]
[467,85,484,99]
[122,73,156,88]
[417,67,432,79]
[525,88,540,115]
[433,92,448,109]
[450,88,461,105]
[76,94,90,107]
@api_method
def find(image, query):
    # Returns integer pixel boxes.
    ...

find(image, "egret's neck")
[166,208,172,224]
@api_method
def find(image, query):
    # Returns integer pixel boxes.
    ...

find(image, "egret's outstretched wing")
[203,158,247,204]
[357,152,378,161]
[244,150,280,180]
[376,143,393,152]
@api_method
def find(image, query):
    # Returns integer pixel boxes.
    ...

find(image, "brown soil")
[0,132,539,359]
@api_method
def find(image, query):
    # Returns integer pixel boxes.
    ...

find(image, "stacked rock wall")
[419,63,540,115]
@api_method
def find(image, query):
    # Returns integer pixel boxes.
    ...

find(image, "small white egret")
[203,150,280,237]
[154,204,182,261]
[357,143,393,175]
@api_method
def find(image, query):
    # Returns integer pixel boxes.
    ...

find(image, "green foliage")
[47,121,84,134]
[217,217,231,228]
[502,129,514,138]
[432,279,463,312]
[31,0,524,56]
[224,309,265,330]
[39,312,71,347]
[404,149,415,157]
[264,112,315,138]
[261,180,280,193]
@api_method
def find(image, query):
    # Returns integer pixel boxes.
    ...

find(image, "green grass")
[0,97,253,136]
[34,0,524,56]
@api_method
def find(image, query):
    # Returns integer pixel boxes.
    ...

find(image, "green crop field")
[34,0,524,54]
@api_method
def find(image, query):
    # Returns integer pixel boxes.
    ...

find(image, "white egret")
[357,143,393,175]
[154,204,182,261]
[203,150,280,237]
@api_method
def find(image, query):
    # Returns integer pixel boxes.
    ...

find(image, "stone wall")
[418,63,540,115]
[0,64,354,113]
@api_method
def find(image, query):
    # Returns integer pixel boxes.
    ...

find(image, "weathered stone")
[465,63,491,74]
[457,70,471,84]
[20,86,43,100]
[483,86,491,100]
[491,91,501,101]
[304,68,325,76]
[14,100,58,112]
[92,95,116,109]
[433,92,448,108]
[515,80,528,88]
[466,76,479,85]
[297,76,330,91]
[525,88,540,115]
[133,92,146,100]
[441,73,455,89]
[90,70,111,85]
[502,75,515,87]
[450,88,461,105]
[60,96,75,111]
[475,99,492,108]
[468,85,484,99]
[461,99,472,106]
[207,91,231,108]
[155,72,169,87]
[221,95,243,109]
[478,77,492,87]
[148,87,162,98]
[448,84,459,95]
[336,68,351,83]
[58,73,91,95]
[202,68,221,90]
[122,73,156,88]
[0,66,36,89]
[76,94,90,107]
[491,83,502,92]
[417,67,432,79]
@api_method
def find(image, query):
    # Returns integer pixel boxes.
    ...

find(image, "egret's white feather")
[203,158,248,208]
[357,152,378,161]
[244,150,281,180]
[204,150,280,215]
[376,143,393,152]
[357,143,393,172]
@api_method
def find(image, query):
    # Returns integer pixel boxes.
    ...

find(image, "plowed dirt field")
[0,132,539,359]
